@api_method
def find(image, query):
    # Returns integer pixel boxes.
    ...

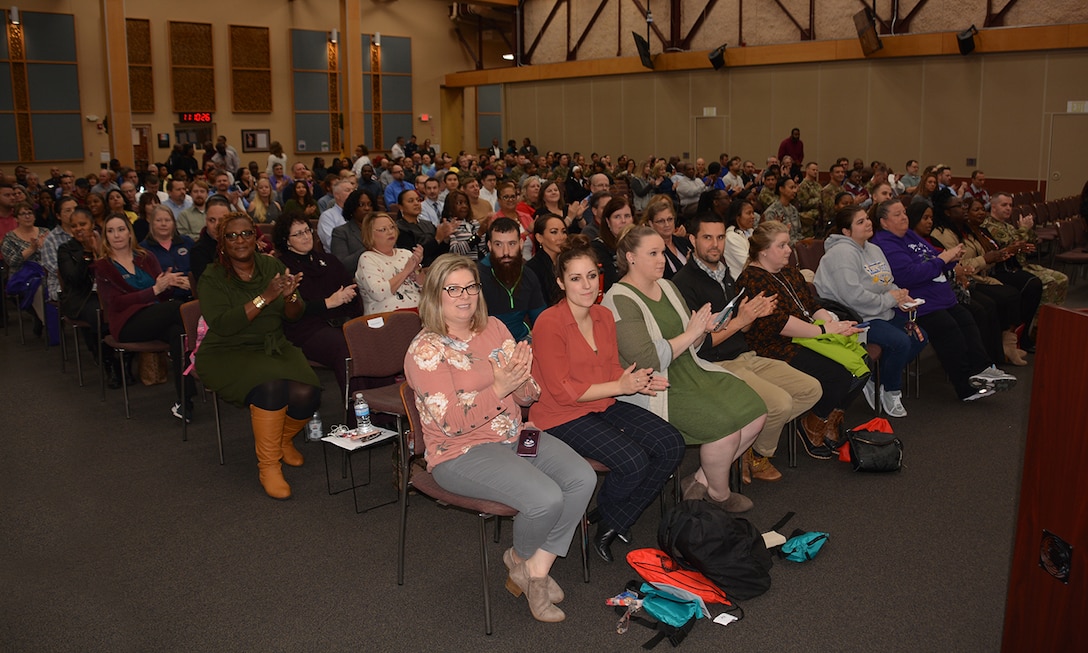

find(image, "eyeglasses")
[499,195,517,201]
[289,227,313,238]
[223,229,256,241]
[442,283,482,298]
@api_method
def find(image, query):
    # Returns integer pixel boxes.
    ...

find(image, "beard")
[492,251,525,288]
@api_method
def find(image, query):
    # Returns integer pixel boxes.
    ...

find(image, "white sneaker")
[969,366,1018,391]
[963,387,997,402]
[880,388,907,417]
[862,379,876,410]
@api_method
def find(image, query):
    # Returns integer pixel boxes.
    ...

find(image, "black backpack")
[658,500,773,601]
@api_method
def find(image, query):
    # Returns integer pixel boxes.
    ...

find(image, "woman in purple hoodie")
[870,200,1016,402]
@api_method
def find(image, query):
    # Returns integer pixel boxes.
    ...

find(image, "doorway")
[132,124,151,173]
[174,124,216,150]
[1047,114,1088,199]
[694,116,728,168]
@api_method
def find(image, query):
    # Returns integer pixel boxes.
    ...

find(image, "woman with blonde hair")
[248,177,283,224]
[355,212,424,314]
[404,253,594,622]
[94,213,192,418]
[604,225,767,512]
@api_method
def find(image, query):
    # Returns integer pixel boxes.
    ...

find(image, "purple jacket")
[870,229,957,316]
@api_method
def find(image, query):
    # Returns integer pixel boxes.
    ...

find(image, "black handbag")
[845,418,903,472]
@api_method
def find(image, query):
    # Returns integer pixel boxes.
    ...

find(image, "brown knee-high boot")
[281,415,309,467]
[251,406,291,499]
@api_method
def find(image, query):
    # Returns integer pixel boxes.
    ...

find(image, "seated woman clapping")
[93,213,194,418]
[355,212,423,314]
[736,220,869,458]
[404,254,595,623]
[531,236,684,563]
[814,205,928,417]
[603,225,767,513]
[273,212,360,399]
[195,213,321,499]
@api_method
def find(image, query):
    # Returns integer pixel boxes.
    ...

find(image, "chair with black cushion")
[179,299,226,464]
[397,382,518,636]
[98,301,171,418]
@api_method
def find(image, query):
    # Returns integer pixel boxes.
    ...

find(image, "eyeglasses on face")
[500,194,517,201]
[289,227,313,238]
[442,283,482,298]
[223,229,256,241]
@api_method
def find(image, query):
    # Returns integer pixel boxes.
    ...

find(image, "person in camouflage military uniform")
[760,178,803,244]
[819,163,846,237]
[756,168,779,214]
[983,192,1068,305]
[796,162,822,239]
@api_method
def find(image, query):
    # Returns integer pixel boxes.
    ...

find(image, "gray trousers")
[432,433,596,560]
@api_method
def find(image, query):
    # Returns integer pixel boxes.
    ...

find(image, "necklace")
[764,266,812,321]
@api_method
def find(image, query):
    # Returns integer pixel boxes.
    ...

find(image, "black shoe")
[586,507,600,524]
[592,527,619,563]
[105,358,123,390]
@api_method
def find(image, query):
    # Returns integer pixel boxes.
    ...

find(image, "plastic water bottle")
[354,392,373,432]
[307,411,323,441]
[521,234,534,261]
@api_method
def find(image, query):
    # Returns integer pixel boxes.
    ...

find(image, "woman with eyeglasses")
[195,212,321,499]
[273,211,359,398]
[355,212,424,315]
[404,254,595,623]
[642,194,691,279]
[94,212,193,419]
[2,201,50,330]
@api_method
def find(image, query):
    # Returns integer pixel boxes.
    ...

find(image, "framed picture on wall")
[241,129,270,153]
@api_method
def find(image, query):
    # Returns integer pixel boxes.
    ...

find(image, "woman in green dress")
[602,225,767,513]
[195,212,321,500]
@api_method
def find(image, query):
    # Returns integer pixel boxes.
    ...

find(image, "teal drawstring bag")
[781,532,829,563]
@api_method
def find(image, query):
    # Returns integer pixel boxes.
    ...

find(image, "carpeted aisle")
[3,282,1084,651]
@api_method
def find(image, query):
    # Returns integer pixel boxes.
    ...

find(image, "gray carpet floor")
[3,282,1084,652]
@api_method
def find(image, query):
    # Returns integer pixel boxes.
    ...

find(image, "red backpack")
[626,548,732,606]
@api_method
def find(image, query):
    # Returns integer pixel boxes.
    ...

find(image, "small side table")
[321,428,398,513]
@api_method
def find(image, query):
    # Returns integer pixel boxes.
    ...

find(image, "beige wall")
[10,0,482,175]
[503,48,1088,183]
[523,0,1088,63]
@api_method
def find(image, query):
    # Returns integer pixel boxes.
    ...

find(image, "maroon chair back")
[794,238,826,272]
[343,311,423,379]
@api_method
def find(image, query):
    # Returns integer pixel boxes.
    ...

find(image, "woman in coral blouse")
[403,254,594,624]
[530,237,684,564]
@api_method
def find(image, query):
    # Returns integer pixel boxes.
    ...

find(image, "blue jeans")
[866,314,927,392]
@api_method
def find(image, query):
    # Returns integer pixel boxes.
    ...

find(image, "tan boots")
[250,406,292,500]
[281,415,308,467]
[1003,330,1028,366]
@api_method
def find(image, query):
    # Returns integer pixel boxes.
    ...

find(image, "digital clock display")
[178,112,213,123]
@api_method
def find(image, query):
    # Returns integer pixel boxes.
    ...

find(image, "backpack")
[626,548,731,606]
[659,500,773,601]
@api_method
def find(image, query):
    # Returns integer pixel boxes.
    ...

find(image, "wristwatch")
[252,295,267,309]
[818,323,826,334]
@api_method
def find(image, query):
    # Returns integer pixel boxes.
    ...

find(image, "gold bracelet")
[252,295,267,309]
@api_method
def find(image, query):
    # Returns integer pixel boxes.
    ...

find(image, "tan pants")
[716,351,822,458]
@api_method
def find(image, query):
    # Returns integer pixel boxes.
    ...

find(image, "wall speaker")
[632,32,654,70]
[853,8,883,56]
[709,44,727,71]
[958,25,979,55]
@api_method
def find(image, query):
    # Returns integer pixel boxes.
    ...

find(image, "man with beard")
[477,217,545,342]
[671,212,821,483]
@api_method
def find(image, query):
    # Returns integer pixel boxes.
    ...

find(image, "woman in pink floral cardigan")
[404,254,595,624]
